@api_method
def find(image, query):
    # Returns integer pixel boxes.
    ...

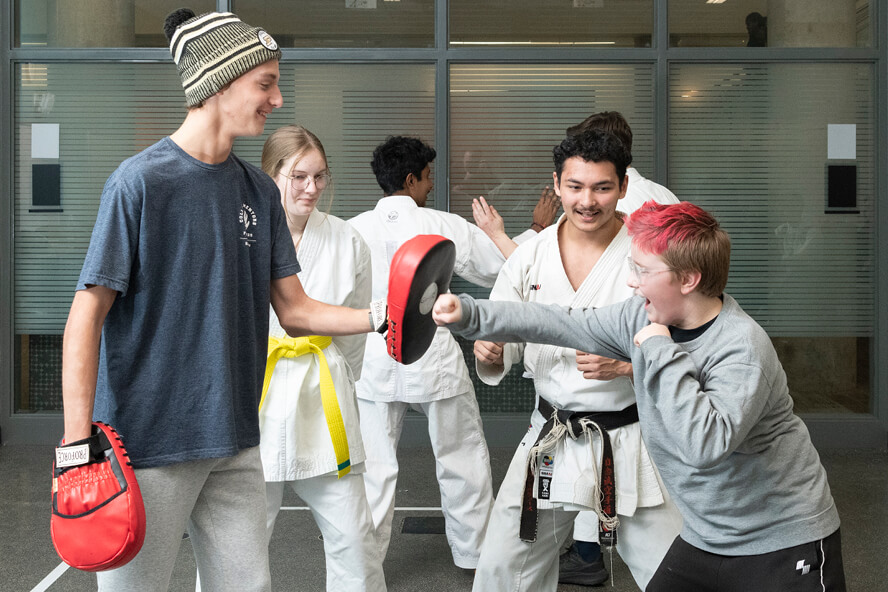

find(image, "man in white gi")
[559,111,681,586]
[349,136,504,571]
[471,130,683,591]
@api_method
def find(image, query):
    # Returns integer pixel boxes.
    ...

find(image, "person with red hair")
[433,200,846,592]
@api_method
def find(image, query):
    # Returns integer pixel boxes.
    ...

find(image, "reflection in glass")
[235,63,435,218]
[234,0,434,48]
[669,0,871,48]
[450,0,653,48]
[449,64,654,256]
[15,0,215,47]
[668,63,874,412]
[13,62,186,412]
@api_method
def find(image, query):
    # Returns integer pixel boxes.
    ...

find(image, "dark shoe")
[558,547,609,586]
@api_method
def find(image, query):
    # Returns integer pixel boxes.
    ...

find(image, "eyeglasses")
[626,256,672,284]
[280,171,331,190]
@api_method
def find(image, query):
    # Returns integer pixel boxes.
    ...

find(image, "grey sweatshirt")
[451,293,840,555]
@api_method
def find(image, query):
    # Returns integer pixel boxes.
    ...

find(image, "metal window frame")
[1,0,885,447]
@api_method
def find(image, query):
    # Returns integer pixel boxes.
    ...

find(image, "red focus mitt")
[51,421,146,572]
[384,234,456,364]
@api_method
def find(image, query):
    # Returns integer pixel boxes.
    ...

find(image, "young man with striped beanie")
[62,8,375,591]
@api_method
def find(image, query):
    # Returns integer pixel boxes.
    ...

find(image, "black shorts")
[646,528,846,592]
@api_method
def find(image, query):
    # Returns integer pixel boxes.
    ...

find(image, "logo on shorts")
[239,203,257,247]
[530,284,542,291]
[796,560,810,575]
[257,30,279,51]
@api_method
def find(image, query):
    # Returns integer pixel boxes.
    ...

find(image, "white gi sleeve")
[512,228,538,246]
[475,253,527,385]
[332,230,372,382]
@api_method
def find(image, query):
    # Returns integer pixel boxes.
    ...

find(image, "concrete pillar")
[48,0,135,47]
[767,0,857,47]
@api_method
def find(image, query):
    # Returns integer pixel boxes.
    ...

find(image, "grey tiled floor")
[2,444,886,591]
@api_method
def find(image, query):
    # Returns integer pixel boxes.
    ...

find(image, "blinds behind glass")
[668,63,874,337]
[449,63,656,297]
[14,63,185,333]
[258,63,436,219]
[15,62,436,333]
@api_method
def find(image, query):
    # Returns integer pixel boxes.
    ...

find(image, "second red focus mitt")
[51,421,146,572]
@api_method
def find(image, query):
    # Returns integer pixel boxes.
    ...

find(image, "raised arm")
[531,185,559,231]
[472,196,517,259]
[443,211,505,289]
[474,187,561,253]
[62,285,117,442]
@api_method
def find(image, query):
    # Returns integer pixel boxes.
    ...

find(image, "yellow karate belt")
[260,335,351,478]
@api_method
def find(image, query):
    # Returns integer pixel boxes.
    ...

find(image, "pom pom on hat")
[163,8,196,42]
[163,8,281,107]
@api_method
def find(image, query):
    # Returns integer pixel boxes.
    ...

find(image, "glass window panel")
[14,62,186,412]
[235,63,436,218]
[450,63,656,292]
[14,60,435,413]
[450,63,656,413]
[233,0,434,48]
[15,0,216,47]
[669,0,872,48]
[450,0,653,48]
[668,63,874,413]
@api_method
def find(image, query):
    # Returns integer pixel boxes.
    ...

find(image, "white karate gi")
[571,166,681,546]
[349,194,503,569]
[472,219,683,592]
[259,209,386,592]
[616,167,680,216]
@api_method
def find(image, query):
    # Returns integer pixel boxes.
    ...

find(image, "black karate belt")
[518,399,639,544]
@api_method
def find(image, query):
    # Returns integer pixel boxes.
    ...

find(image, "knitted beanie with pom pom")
[163,8,281,107]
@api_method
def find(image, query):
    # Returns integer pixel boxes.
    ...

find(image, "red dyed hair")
[626,201,731,297]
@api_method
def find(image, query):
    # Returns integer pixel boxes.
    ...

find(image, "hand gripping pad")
[387,235,456,365]
[51,421,146,572]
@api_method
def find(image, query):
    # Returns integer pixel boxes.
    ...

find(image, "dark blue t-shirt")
[77,137,300,468]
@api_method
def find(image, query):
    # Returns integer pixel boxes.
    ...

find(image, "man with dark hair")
[568,111,679,214]
[370,136,438,201]
[350,136,503,572]
[566,110,633,145]
[558,112,682,586]
[468,130,682,591]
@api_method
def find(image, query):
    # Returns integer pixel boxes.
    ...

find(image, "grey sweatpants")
[97,446,271,592]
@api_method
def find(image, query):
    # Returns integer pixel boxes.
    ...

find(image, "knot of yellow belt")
[261,335,351,478]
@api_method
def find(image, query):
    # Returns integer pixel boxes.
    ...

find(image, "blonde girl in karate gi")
[255,125,385,591]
